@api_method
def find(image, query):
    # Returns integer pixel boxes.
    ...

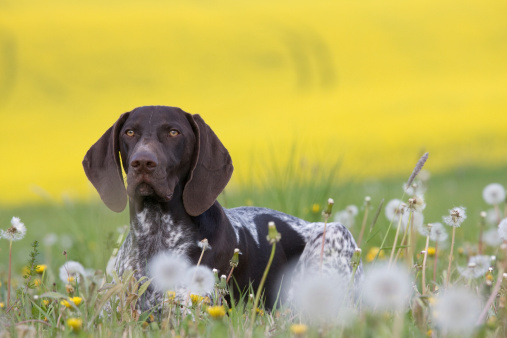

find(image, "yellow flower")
[34,278,42,287]
[190,294,203,305]
[426,329,433,336]
[67,318,82,331]
[61,297,83,308]
[256,308,264,316]
[43,300,50,306]
[0,302,4,309]
[427,247,436,256]
[290,324,308,335]
[167,291,176,302]
[311,204,320,213]
[207,305,226,319]
[366,247,385,262]
[35,264,47,273]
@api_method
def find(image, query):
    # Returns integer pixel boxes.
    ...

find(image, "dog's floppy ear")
[183,114,234,216]
[82,112,130,212]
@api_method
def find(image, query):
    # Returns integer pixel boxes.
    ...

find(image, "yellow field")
[1,0,507,204]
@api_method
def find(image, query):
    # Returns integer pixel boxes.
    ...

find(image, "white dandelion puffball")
[293,274,352,324]
[148,252,189,292]
[59,261,86,283]
[482,183,506,205]
[407,195,426,212]
[361,264,412,312]
[428,222,448,243]
[346,205,359,216]
[432,287,482,335]
[443,206,467,227]
[402,211,424,233]
[1,217,27,241]
[185,266,215,296]
[498,218,507,241]
[385,199,405,222]
[485,208,498,225]
[457,255,491,279]
[43,233,58,247]
[483,228,502,247]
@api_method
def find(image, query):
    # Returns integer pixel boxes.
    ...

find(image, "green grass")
[1,164,507,336]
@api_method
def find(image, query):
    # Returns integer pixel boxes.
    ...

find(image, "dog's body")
[83,106,361,311]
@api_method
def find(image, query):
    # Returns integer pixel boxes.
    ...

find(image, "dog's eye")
[169,130,180,137]
[126,130,135,137]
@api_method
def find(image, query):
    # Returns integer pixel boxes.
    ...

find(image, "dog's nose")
[130,151,158,172]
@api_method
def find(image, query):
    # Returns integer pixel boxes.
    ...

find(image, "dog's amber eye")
[126,130,135,137]
[169,130,180,137]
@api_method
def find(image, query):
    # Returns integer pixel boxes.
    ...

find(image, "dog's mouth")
[127,175,173,202]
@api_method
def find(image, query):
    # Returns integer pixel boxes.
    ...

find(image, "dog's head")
[83,106,233,216]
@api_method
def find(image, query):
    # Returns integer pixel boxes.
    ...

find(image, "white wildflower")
[427,222,448,243]
[59,261,86,283]
[185,266,215,296]
[402,211,424,233]
[482,183,506,205]
[457,255,491,279]
[432,287,482,335]
[333,205,358,228]
[498,218,507,241]
[1,217,27,241]
[293,274,353,325]
[483,228,502,247]
[407,195,426,212]
[385,199,406,223]
[361,264,413,312]
[148,252,189,292]
[443,206,467,227]
[198,238,211,251]
[43,233,58,247]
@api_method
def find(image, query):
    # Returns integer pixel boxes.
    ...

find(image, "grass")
[1,162,507,336]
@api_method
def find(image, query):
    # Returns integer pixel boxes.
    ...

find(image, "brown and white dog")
[83,105,361,311]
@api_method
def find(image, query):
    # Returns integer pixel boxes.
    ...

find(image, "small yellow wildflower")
[43,300,50,306]
[190,294,203,305]
[311,204,320,213]
[67,276,75,283]
[207,305,226,319]
[290,324,308,335]
[256,308,265,316]
[67,318,82,331]
[61,297,83,308]
[167,291,176,302]
[366,247,385,262]
[426,329,433,336]
[35,264,47,273]
[34,278,42,287]
[427,247,436,256]
[0,302,4,309]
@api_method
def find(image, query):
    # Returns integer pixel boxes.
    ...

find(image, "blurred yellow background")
[1,0,507,205]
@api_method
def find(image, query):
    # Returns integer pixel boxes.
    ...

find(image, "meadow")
[1,159,507,337]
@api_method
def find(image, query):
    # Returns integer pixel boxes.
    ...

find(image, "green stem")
[389,215,404,266]
[250,242,276,331]
[7,240,12,308]
[446,226,456,288]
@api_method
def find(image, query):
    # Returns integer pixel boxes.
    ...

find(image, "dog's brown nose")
[130,151,158,172]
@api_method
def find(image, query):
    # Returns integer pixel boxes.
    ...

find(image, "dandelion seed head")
[483,228,502,247]
[198,238,211,251]
[385,199,406,223]
[498,218,507,241]
[361,264,412,312]
[59,261,86,284]
[43,233,58,247]
[147,252,189,292]
[432,287,482,335]
[334,205,358,228]
[185,266,215,296]
[457,255,491,279]
[443,206,467,227]
[402,211,424,233]
[482,183,506,205]
[1,217,27,241]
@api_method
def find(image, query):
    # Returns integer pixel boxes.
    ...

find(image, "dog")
[83,105,361,311]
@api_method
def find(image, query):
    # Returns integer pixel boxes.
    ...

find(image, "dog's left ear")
[82,112,130,213]
[183,113,234,216]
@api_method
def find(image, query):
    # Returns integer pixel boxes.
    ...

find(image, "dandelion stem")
[476,267,505,325]
[406,211,415,267]
[389,215,404,266]
[494,203,501,225]
[250,242,276,332]
[7,240,12,308]
[226,267,235,284]
[422,234,430,295]
[446,226,457,288]
[357,205,369,247]
[196,247,206,267]
[432,242,439,291]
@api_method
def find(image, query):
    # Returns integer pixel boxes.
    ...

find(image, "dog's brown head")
[83,106,233,216]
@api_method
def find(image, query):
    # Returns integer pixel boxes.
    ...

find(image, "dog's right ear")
[82,112,130,212]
